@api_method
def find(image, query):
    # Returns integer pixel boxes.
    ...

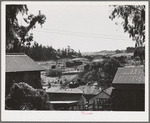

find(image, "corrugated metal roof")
[6,54,45,72]
[46,87,83,94]
[112,66,145,84]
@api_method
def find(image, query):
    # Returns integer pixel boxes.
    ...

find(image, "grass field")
[110,53,133,57]
[82,51,116,56]
[38,52,133,89]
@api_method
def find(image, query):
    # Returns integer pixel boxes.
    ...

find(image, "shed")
[6,53,45,94]
[46,87,86,110]
[78,85,101,101]
[111,66,145,111]
[91,87,114,110]
[78,86,113,110]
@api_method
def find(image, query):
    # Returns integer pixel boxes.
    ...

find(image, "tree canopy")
[23,42,82,61]
[75,58,122,89]
[5,82,52,110]
[6,5,46,52]
[109,5,145,48]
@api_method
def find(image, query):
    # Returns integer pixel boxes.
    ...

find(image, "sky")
[18,2,135,52]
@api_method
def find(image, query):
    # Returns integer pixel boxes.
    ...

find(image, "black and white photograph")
[1,1,149,122]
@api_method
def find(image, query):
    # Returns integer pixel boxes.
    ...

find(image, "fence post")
[85,102,88,110]
[93,100,95,111]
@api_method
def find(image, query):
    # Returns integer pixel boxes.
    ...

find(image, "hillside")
[82,50,116,56]
[110,53,134,58]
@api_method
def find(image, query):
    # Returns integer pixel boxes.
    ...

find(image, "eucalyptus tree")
[109,5,145,47]
[109,5,145,64]
[6,5,46,52]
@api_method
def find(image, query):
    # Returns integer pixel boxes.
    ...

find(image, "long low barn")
[46,87,86,110]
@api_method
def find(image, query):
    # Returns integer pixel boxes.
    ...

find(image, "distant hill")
[98,50,116,53]
[110,53,134,57]
[82,50,116,56]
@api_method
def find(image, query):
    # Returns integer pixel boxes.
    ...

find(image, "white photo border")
[1,1,149,122]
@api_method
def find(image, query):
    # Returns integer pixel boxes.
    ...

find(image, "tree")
[6,5,46,52]
[5,82,53,110]
[81,58,121,89]
[134,47,145,65]
[109,5,145,48]
[126,47,135,53]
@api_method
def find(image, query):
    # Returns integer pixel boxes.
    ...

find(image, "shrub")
[46,69,62,77]
[77,78,86,85]
[5,82,53,110]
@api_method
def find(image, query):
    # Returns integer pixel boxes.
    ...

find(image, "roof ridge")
[6,53,26,55]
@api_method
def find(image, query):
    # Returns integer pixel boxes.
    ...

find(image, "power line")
[34,28,128,38]
[33,30,129,40]
[32,29,129,40]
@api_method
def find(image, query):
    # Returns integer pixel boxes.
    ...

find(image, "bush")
[77,78,86,85]
[46,69,62,77]
[5,82,53,110]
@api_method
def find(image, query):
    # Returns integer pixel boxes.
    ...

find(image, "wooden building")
[46,87,86,110]
[79,86,113,110]
[6,53,45,94]
[111,66,145,111]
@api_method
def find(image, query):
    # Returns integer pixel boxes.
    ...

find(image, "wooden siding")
[111,87,145,111]
[88,91,110,110]
[47,93,86,110]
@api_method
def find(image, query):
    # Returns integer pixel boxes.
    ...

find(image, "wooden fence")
[69,98,112,111]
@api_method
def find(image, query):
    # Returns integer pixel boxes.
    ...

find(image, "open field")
[38,59,83,89]
[41,73,78,90]
[110,53,134,57]
[38,52,134,89]
[82,50,116,56]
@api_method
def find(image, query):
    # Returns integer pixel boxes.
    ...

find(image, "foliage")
[5,82,53,110]
[46,69,62,77]
[115,49,122,53]
[6,5,46,52]
[109,5,145,47]
[57,45,82,59]
[6,5,81,60]
[60,81,68,89]
[21,42,82,61]
[80,58,121,89]
[26,41,57,61]
[126,47,135,53]
[84,55,94,61]
[113,56,127,64]
[134,47,145,64]
[77,78,86,85]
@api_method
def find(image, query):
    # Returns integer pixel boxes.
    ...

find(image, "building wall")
[87,92,110,110]
[6,71,42,94]
[48,93,86,106]
[89,92,110,105]
[47,93,86,110]
[78,95,86,106]
[112,84,145,111]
